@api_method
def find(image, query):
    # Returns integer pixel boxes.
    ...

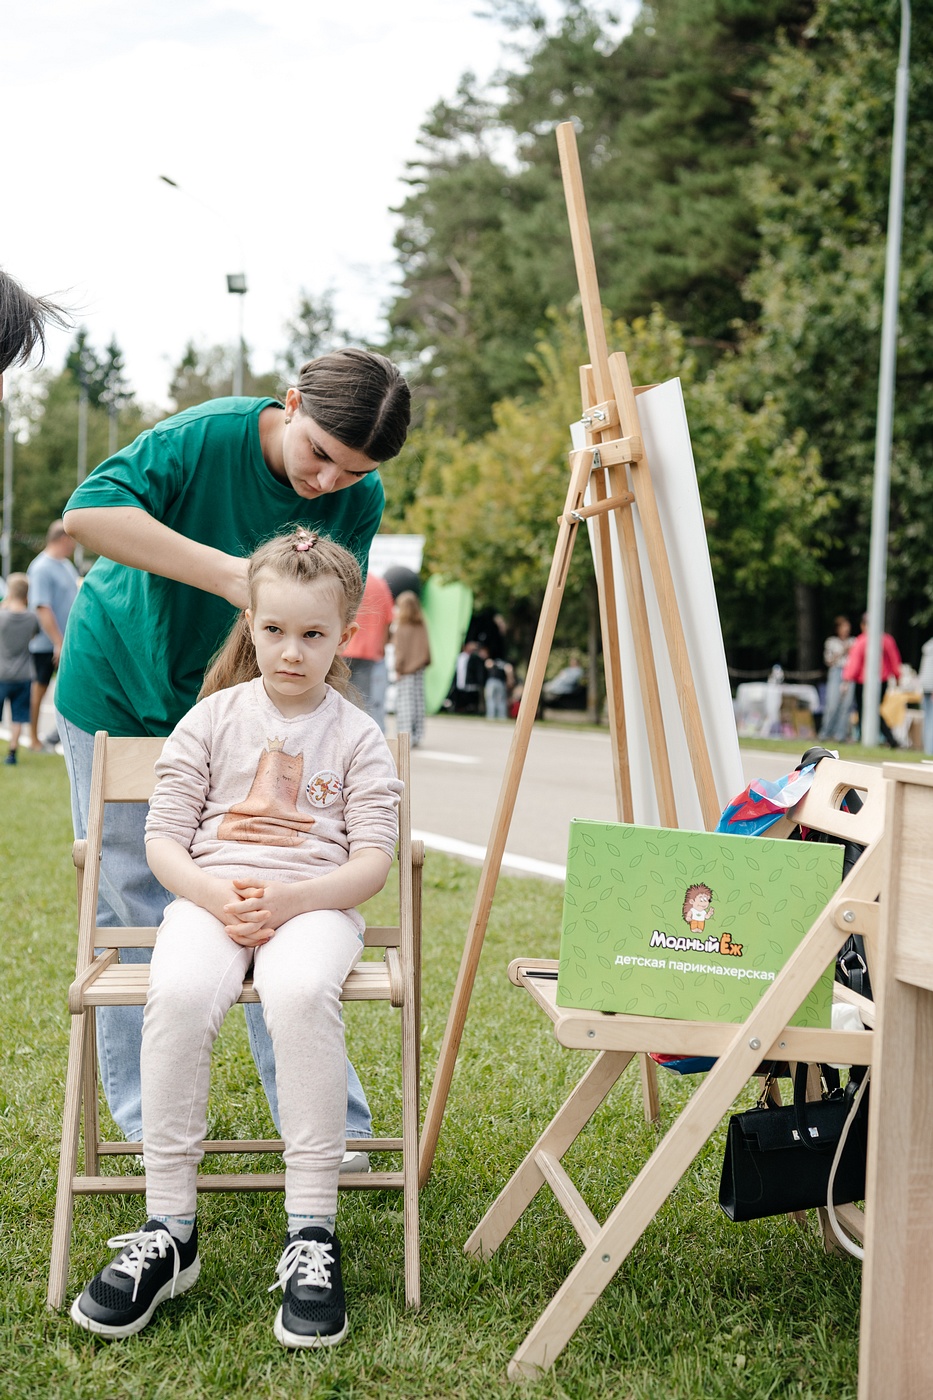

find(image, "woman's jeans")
[819,665,852,741]
[57,710,372,1143]
[484,677,508,720]
[923,692,933,755]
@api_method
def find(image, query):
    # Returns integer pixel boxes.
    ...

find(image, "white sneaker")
[340,1149,370,1173]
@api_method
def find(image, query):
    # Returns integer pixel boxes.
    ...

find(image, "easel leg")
[581,365,633,824]
[419,449,595,1185]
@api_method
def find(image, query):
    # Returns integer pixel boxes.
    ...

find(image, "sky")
[4,0,621,411]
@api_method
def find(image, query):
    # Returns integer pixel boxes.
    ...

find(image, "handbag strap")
[792,1062,835,1153]
[824,1068,871,1259]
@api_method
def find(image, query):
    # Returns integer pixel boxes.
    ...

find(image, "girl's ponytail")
[200,612,260,698]
[325,653,353,698]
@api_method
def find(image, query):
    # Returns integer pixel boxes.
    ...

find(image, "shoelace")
[269,1238,334,1294]
[108,1229,181,1303]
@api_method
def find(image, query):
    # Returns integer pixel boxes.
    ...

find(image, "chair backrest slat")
[790,757,885,849]
[102,736,165,802]
[93,927,159,948]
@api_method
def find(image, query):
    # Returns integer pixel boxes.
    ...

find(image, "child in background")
[392,590,431,747]
[0,574,40,764]
[70,530,402,1347]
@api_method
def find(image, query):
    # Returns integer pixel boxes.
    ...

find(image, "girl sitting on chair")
[71,530,402,1348]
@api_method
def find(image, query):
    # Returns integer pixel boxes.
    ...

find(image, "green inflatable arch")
[420,577,474,715]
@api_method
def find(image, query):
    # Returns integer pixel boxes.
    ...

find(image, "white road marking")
[412,829,565,883]
[413,749,480,765]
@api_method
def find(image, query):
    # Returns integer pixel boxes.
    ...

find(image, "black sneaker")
[70,1221,200,1338]
[270,1226,348,1348]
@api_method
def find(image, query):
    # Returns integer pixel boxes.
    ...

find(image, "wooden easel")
[419,121,723,1183]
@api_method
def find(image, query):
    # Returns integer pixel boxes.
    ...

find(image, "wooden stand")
[420,121,724,1183]
[859,761,933,1396]
[469,758,884,1378]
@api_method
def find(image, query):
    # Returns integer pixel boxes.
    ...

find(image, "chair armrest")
[68,949,118,1015]
[508,956,558,988]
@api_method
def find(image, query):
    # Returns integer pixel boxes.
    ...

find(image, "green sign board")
[557,821,843,1027]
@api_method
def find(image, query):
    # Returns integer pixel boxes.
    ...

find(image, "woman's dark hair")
[0,271,69,375]
[294,348,411,462]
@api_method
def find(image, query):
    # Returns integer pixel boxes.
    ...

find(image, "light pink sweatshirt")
[145,680,402,920]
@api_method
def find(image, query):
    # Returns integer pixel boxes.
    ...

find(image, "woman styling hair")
[56,348,411,1156]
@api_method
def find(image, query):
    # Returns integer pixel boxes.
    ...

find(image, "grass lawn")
[532,705,925,765]
[1,754,862,1399]
[736,735,923,764]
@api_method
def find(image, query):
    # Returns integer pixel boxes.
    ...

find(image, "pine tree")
[738,0,933,654]
[388,0,815,432]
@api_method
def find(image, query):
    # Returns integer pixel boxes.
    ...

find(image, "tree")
[168,342,279,412]
[8,356,153,570]
[738,0,933,658]
[388,0,816,432]
[389,72,527,433]
[99,338,132,417]
[402,307,831,669]
[277,290,348,378]
[65,328,107,405]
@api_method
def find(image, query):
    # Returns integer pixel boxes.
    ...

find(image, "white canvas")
[573,377,743,829]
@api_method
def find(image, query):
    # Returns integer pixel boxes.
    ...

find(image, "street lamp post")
[159,176,248,398]
[226,273,248,396]
[862,0,911,747]
[75,376,88,572]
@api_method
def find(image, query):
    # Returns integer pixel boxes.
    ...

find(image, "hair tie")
[294,531,317,553]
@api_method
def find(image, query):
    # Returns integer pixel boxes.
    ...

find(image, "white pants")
[141,898,363,1219]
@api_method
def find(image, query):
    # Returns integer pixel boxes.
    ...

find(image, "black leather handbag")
[719,1063,869,1222]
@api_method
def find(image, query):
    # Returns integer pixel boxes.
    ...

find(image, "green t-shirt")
[56,397,385,737]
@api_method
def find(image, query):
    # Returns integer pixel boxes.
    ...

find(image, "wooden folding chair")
[465,757,883,1378]
[48,730,423,1311]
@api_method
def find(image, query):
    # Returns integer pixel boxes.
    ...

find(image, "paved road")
[409,714,799,880]
[4,696,805,883]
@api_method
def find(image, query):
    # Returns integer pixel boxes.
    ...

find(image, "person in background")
[392,591,431,747]
[481,646,511,720]
[0,269,68,400]
[0,573,40,764]
[448,639,484,713]
[343,571,395,731]
[842,613,904,748]
[543,655,584,706]
[918,636,933,756]
[818,615,854,742]
[27,519,79,750]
